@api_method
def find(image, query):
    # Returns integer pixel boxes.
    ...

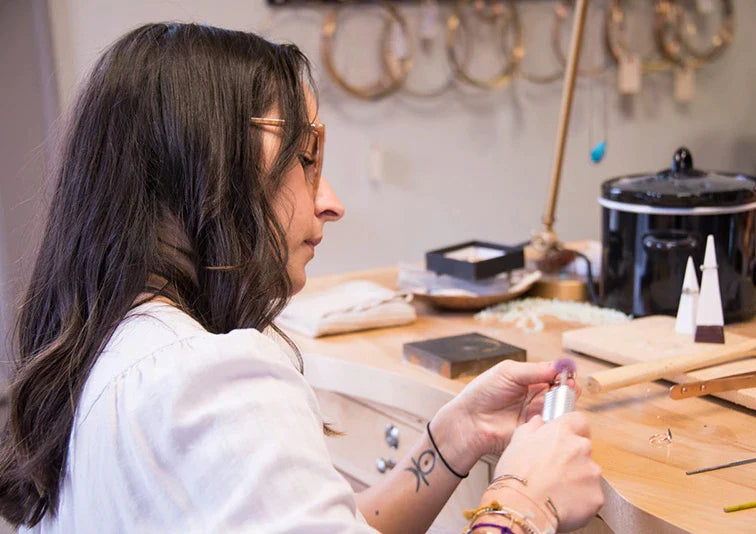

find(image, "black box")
[403,332,526,379]
[425,241,525,281]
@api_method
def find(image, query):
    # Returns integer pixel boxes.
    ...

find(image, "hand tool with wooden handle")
[585,338,756,393]
[670,371,756,399]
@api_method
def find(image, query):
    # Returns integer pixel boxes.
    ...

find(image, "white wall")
[0,0,58,381]
[47,0,756,277]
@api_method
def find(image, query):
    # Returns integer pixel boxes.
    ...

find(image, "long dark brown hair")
[0,23,316,527]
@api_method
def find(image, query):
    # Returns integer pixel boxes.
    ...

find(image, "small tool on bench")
[685,457,756,476]
[670,371,756,400]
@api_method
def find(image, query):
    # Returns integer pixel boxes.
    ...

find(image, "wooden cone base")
[695,325,725,344]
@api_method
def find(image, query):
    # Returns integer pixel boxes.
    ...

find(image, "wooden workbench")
[281,266,756,533]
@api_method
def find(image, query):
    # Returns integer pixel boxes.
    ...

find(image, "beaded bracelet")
[468,523,515,534]
[463,501,504,522]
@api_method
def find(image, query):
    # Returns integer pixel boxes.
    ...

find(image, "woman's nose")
[315,176,345,222]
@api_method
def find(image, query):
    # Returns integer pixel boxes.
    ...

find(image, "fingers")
[558,412,591,439]
[493,411,603,531]
[522,384,549,421]
[494,360,558,386]
[519,412,590,441]
[524,414,544,429]
[562,377,582,398]
[512,414,545,439]
[493,359,582,391]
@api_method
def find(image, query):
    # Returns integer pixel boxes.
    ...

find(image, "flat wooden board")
[562,315,756,410]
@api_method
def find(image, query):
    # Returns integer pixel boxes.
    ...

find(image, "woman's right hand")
[492,413,604,532]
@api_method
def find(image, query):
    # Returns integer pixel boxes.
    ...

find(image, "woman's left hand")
[429,360,578,474]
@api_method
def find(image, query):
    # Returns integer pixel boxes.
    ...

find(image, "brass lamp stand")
[529,0,592,302]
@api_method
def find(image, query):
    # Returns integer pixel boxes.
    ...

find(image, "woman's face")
[265,92,344,293]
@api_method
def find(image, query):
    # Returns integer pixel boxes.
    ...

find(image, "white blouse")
[25,302,376,533]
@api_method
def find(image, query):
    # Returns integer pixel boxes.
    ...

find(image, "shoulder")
[61,303,376,531]
[77,301,306,427]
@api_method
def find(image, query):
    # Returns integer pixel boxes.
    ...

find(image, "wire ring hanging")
[517,3,565,84]
[675,0,734,62]
[605,0,673,73]
[321,0,413,100]
[310,0,737,100]
[654,0,704,68]
[552,0,610,78]
[471,0,508,22]
[383,2,458,98]
[446,0,524,90]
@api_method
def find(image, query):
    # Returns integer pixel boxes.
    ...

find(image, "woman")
[0,23,602,533]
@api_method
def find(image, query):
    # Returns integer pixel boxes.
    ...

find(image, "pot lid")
[601,147,756,208]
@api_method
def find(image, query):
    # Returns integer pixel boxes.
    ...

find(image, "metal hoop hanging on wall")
[517,3,565,84]
[674,0,734,62]
[654,0,704,68]
[445,0,523,90]
[321,0,413,100]
[605,0,673,73]
[382,1,458,98]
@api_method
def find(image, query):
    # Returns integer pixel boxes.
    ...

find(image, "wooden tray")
[562,316,756,410]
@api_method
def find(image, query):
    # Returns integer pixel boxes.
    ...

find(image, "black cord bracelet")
[426,421,469,479]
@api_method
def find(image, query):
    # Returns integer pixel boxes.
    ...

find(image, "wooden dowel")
[542,0,589,233]
[585,339,756,393]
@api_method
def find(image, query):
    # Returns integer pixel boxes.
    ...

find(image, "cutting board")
[562,315,756,410]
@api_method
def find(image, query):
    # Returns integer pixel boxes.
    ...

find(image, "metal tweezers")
[669,371,756,399]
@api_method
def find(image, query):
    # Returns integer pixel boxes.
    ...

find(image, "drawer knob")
[376,457,396,473]
[385,423,400,448]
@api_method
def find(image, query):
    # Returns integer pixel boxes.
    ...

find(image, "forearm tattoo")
[405,449,436,492]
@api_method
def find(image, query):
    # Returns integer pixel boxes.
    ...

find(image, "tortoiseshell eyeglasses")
[249,117,325,192]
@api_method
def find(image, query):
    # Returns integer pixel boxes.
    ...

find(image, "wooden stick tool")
[585,338,756,393]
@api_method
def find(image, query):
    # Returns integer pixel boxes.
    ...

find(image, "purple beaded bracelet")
[469,523,515,534]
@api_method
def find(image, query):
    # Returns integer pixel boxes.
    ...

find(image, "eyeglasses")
[249,117,325,192]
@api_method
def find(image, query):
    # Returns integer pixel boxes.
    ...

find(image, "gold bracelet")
[485,484,559,531]
[605,0,672,74]
[446,0,523,90]
[382,1,457,98]
[544,497,560,528]
[488,473,528,490]
[321,0,412,100]
[485,475,559,531]
[551,0,609,78]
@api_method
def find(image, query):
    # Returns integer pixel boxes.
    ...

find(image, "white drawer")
[316,388,423,487]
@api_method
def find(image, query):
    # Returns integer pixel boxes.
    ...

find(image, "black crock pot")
[599,147,756,322]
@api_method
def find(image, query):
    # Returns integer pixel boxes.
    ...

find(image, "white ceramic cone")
[695,235,725,343]
[675,256,699,335]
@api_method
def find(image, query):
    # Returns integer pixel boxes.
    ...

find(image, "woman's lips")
[304,237,321,253]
